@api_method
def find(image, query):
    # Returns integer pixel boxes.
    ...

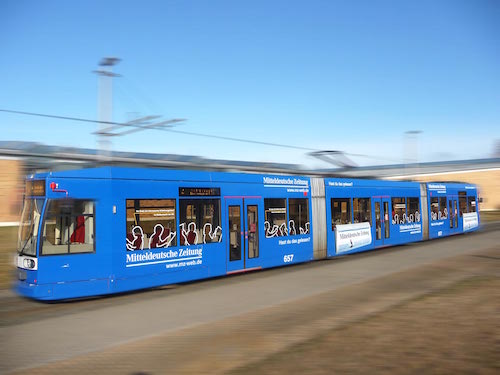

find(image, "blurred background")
[1,0,499,289]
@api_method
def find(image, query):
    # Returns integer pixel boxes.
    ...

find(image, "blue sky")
[1,0,499,167]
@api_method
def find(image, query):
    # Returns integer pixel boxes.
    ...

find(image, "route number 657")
[283,254,294,263]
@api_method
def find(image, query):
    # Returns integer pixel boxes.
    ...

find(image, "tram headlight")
[23,258,35,269]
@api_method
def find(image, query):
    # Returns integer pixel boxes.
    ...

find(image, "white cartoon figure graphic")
[264,221,279,238]
[180,222,199,245]
[203,223,223,243]
[149,224,176,248]
[126,225,144,251]
[299,222,310,234]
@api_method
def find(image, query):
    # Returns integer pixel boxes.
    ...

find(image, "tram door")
[226,198,260,273]
[448,197,459,234]
[374,198,391,247]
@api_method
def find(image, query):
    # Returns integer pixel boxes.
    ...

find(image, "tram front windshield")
[18,198,44,257]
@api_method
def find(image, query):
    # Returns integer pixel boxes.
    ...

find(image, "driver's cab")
[15,177,102,300]
[16,180,45,286]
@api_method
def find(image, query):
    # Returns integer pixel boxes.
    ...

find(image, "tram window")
[353,198,371,225]
[247,205,259,258]
[407,198,421,223]
[331,198,351,230]
[126,199,177,250]
[288,198,310,235]
[467,197,476,212]
[228,205,241,261]
[391,198,406,224]
[430,197,439,221]
[459,192,467,216]
[41,199,95,255]
[179,199,221,244]
[264,198,287,237]
[439,197,448,219]
[18,198,44,257]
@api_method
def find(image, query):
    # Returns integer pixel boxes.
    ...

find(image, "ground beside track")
[2,227,499,375]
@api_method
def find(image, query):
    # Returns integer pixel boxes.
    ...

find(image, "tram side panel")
[382,182,424,247]
[427,182,480,239]
[109,172,314,295]
[256,174,314,268]
[324,179,424,257]
[110,178,223,294]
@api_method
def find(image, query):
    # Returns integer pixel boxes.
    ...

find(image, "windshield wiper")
[18,223,34,257]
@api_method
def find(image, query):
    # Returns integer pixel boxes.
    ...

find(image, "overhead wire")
[0,108,401,162]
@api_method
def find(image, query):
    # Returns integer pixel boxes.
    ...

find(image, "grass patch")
[230,275,500,375]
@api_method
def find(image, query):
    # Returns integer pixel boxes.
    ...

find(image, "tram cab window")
[41,199,95,255]
[126,199,177,250]
[407,198,421,223]
[331,198,351,230]
[288,198,310,235]
[353,198,371,225]
[179,199,221,245]
[264,198,287,237]
[391,198,406,224]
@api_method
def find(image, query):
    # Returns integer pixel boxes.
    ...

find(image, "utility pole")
[94,57,121,162]
[92,57,186,163]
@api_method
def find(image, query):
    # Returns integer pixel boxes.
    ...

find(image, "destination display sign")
[179,187,220,197]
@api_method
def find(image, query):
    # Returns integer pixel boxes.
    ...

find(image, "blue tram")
[15,167,480,300]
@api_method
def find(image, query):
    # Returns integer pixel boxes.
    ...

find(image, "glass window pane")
[407,198,420,223]
[179,199,221,245]
[384,201,390,238]
[264,198,287,237]
[375,202,381,240]
[353,198,371,225]
[467,197,476,212]
[439,197,448,219]
[459,192,467,216]
[247,205,259,258]
[391,198,406,224]
[228,205,241,261]
[288,198,310,235]
[431,197,439,221]
[18,198,44,256]
[449,200,454,228]
[331,198,351,229]
[42,199,95,255]
[126,199,177,250]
